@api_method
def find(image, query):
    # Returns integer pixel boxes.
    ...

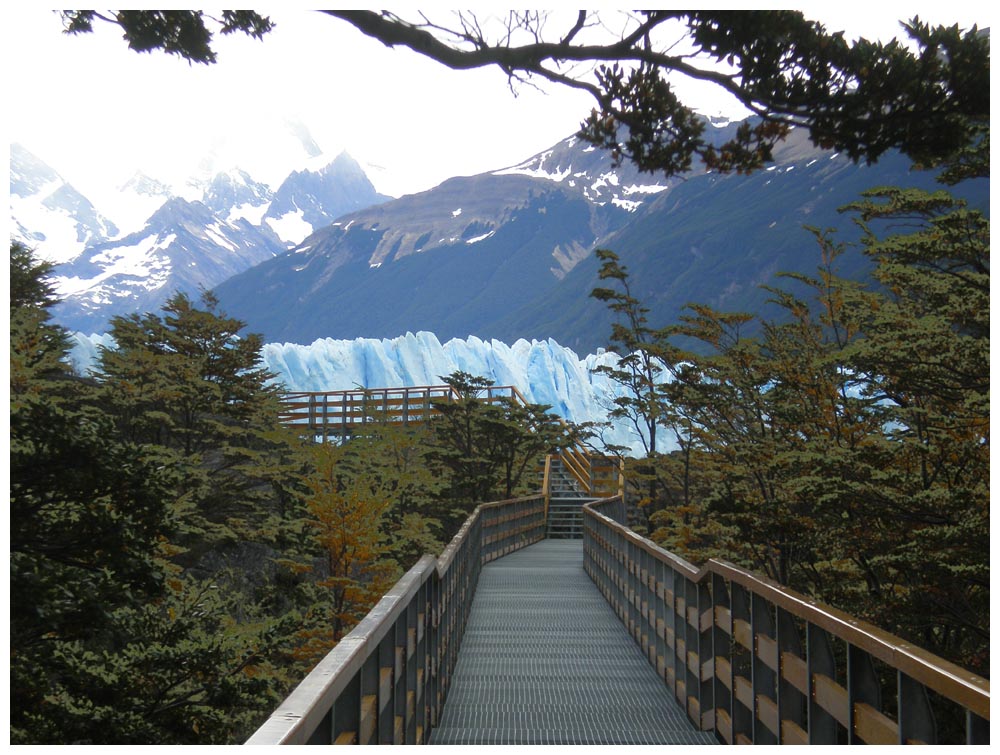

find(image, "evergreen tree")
[429,372,575,529]
[589,248,697,524]
[652,185,989,674]
[837,186,989,672]
[11,265,314,743]
[10,242,169,741]
[590,248,677,458]
[96,290,294,562]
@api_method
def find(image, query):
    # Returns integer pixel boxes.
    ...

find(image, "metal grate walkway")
[429,539,718,745]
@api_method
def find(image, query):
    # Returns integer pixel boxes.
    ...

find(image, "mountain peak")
[119,171,172,198]
[492,132,675,212]
[9,144,120,264]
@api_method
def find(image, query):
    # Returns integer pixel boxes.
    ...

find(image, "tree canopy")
[9,254,578,743]
[617,172,990,677]
[60,9,989,177]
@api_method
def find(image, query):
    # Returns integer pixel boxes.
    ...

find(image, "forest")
[9,267,574,743]
[11,148,988,742]
[592,173,989,681]
[11,9,988,746]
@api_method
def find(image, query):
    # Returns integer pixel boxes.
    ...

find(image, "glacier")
[68,330,664,455]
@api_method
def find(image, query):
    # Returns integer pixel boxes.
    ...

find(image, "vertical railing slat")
[751,593,778,744]
[806,623,840,744]
[898,671,936,744]
[776,607,807,743]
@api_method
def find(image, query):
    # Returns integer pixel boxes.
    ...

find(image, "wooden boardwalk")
[429,539,717,745]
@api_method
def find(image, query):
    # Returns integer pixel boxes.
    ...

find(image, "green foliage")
[428,371,577,529]
[60,10,988,179]
[16,581,300,745]
[95,291,295,558]
[10,257,316,744]
[643,182,989,674]
[9,240,72,391]
[288,442,404,664]
[334,419,447,567]
[590,248,682,458]
[834,186,989,668]
[11,262,583,743]
[62,10,273,64]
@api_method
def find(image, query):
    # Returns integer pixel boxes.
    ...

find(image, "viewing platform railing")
[245,494,546,745]
[279,382,625,499]
[279,385,522,441]
[583,496,990,745]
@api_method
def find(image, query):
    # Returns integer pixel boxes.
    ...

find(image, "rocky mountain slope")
[13,116,987,350]
[212,120,986,353]
[210,127,696,344]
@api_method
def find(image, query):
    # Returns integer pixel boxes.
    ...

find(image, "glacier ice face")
[68,330,666,455]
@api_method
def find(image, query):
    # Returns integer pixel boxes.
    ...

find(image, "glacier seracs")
[68,330,665,455]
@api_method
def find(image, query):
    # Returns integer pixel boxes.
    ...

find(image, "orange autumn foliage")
[292,445,400,666]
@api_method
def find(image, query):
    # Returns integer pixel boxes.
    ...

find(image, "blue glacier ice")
[68,330,664,455]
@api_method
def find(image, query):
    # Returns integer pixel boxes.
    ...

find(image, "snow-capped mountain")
[210,126,691,346]
[9,144,119,264]
[66,330,658,455]
[491,134,677,212]
[12,140,391,335]
[209,116,978,354]
[112,171,178,232]
[262,152,393,245]
[16,115,987,357]
[499,129,988,355]
[50,196,284,333]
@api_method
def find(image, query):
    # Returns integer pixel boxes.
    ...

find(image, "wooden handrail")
[280,384,625,499]
[246,493,547,745]
[582,497,990,744]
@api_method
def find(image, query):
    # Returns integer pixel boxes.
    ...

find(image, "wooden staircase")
[544,456,597,539]
[278,384,626,539]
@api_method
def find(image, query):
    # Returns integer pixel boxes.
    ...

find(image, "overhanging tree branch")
[61,9,990,177]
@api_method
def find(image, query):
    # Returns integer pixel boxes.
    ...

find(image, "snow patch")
[611,197,643,212]
[204,222,237,251]
[621,183,669,196]
[228,201,269,225]
[492,149,572,183]
[465,230,496,244]
[54,233,173,297]
[266,209,313,244]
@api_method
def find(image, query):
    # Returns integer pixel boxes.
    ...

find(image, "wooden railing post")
[898,671,936,744]
[847,644,883,744]
[711,572,733,743]
[697,579,713,731]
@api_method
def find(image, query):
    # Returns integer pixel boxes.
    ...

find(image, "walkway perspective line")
[429,539,717,745]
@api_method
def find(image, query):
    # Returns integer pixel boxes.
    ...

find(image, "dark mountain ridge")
[212,121,987,353]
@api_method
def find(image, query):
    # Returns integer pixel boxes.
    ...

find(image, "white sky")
[5,5,991,204]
